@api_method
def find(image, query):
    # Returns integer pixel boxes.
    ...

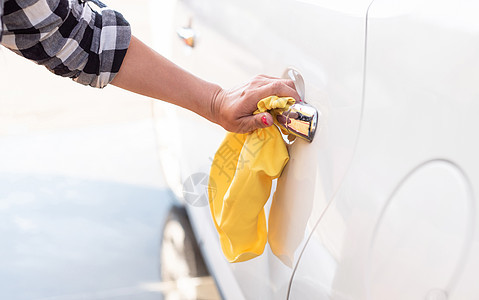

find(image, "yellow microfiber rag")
[208,96,295,263]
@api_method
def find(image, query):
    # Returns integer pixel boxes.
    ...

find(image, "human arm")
[111,36,300,133]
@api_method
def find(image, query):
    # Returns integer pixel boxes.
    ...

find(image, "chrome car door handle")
[276,103,318,142]
[277,68,319,143]
[177,18,196,48]
[177,27,196,47]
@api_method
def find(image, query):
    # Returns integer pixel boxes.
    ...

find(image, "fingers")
[236,76,301,121]
[248,81,301,105]
[217,74,301,133]
[279,79,297,91]
[239,112,273,133]
[255,75,297,90]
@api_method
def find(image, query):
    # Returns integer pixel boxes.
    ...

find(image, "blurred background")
[0,0,218,299]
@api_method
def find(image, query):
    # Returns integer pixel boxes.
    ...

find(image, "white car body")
[153,0,479,299]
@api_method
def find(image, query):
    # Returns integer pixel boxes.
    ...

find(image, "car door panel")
[290,0,479,298]
[259,0,371,285]
[157,0,371,298]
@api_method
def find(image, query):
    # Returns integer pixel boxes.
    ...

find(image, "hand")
[211,75,301,133]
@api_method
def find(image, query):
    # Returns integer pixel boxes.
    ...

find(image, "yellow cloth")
[208,96,295,263]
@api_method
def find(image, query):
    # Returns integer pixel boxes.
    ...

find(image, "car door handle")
[177,18,196,48]
[276,69,319,143]
[276,102,318,143]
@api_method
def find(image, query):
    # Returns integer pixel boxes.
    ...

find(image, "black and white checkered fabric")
[0,0,131,88]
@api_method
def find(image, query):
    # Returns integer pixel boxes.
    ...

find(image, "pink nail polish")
[261,115,269,126]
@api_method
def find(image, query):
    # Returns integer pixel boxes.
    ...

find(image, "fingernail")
[261,115,269,126]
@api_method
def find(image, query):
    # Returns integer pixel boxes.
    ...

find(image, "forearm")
[111,35,300,133]
[111,36,222,124]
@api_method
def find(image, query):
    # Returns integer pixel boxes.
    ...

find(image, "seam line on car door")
[285,0,377,298]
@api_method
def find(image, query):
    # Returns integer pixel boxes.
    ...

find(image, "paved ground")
[0,1,219,299]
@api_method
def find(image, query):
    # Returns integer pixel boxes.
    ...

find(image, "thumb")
[243,112,274,132]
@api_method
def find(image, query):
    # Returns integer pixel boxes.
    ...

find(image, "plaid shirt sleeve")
[0,0,131,88]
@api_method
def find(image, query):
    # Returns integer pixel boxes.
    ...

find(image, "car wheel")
[160,206,219,299]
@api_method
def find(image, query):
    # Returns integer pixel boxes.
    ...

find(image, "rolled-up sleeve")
[0,0,131,88]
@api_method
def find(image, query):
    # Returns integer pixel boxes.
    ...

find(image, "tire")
[160,206,217,299]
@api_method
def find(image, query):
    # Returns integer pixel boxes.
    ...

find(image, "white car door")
[154,0,372,298]
[289,0,479,299]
